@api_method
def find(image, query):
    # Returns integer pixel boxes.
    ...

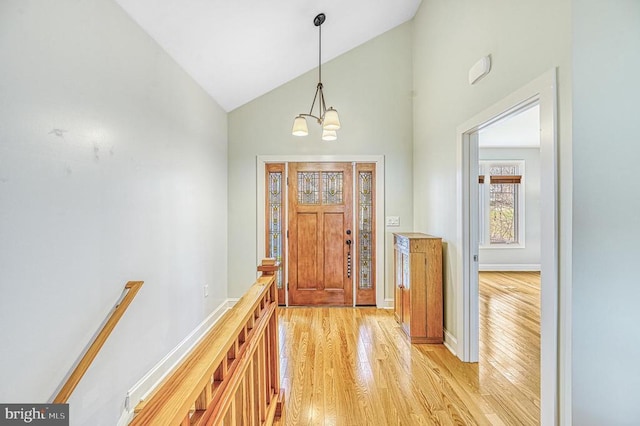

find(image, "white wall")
[412,0,571,347]
[478,148,541,268]
[572,0,640,423]
[0,1,228,424]
[228,23,414,303]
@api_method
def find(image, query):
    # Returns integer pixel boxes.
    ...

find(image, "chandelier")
[291,13,341,141]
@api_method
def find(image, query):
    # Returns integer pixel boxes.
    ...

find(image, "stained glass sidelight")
[297,172,320,204]
[268,171,283,288]
[358,171,373,289]
[322,172,343,204]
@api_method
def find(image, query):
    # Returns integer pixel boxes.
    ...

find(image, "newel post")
[257,258,280,276]
[258,258,281,303]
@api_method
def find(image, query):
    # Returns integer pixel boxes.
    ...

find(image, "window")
[266,164,285,290]
[356,164,375,296]
[479,161,524,247]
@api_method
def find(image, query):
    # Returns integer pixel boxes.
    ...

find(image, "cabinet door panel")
[395,285,403,323]
[394,244,403,322]
[402,287,411,333]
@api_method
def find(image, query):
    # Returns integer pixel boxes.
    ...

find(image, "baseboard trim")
[227,298,240,308]
[382,298,394,309]
[121,299,231,424]
[443,328,457,356]
[479,263,541,272]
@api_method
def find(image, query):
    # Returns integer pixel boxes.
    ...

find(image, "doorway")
[287,162,354,305]
[259,156,384,307]
[476,103,543,422]
[456,69,558,424]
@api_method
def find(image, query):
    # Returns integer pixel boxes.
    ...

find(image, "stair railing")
[130,259,284,425]
[53,280,144,403]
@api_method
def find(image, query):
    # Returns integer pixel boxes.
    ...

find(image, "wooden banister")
[131,260,284,426]
[53,281,144,404]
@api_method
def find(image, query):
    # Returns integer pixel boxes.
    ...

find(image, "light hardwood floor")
[274,271,540,425]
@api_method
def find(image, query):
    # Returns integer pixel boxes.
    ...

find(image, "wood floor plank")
[274,272,540,425]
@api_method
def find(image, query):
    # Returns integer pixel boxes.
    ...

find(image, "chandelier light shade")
[292,115,309,136]
[291,13,341,141]
[321,129,337,141]
[322,107,341,131]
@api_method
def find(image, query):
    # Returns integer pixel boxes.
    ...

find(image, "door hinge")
[473,255,478,262]
[287,177,289,185]
[287,283,289,290]
[286,230,289,238]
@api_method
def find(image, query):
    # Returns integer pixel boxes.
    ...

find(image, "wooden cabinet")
[393,233,443,344]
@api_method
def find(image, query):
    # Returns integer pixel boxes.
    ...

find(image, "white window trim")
[479,159,526,249]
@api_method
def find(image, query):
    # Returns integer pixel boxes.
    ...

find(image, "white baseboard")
[479,263,541,272]
[120,299,231,424]
[443,328,457,356]
[227,298,240,308]
[116,407,132,426]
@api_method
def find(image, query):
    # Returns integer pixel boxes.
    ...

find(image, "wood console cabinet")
[393,233,443,344]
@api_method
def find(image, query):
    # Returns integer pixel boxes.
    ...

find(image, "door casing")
[257,155,385,308]
[456,69,561,425]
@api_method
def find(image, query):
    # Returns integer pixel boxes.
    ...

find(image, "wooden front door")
[288,162,353,305]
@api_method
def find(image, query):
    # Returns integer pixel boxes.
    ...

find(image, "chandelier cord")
[308,19,325,120]
[318,22,322,85]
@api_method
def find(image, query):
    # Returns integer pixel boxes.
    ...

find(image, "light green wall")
[412,0,572,347]
[228,23,414,301]
[572,0,640,422]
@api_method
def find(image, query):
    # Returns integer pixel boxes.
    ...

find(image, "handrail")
[131,260,284,425]
[53,281,144,403]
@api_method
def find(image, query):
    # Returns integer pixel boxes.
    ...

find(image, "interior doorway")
[475,103,543,422]
[456,69,558,424]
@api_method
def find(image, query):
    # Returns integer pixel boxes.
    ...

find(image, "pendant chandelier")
[291,13,341,141]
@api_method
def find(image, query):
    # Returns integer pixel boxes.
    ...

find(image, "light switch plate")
[386,216,400,227]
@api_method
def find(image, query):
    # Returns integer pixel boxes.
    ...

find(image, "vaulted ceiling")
[113,0,422,111]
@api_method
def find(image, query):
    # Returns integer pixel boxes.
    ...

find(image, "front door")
[288,162,353,305]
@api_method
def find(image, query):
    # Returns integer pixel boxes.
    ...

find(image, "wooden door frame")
[256,155,385,308]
